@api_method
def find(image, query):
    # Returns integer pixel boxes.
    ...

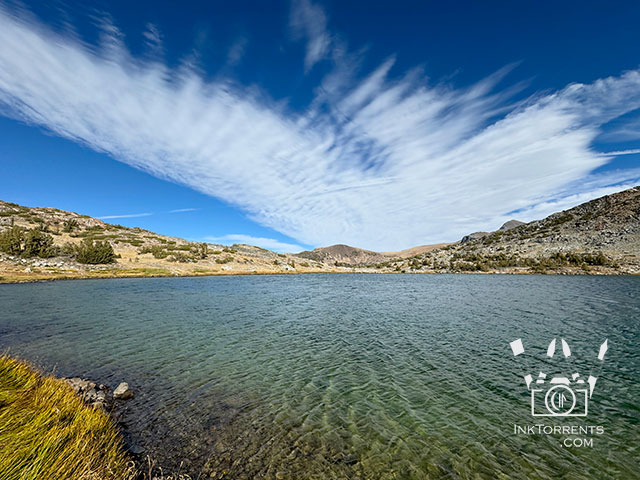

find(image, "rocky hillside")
[376,186,640,274]
[0,201,331,282]
[382,243,452,258]
[461,219,525,243]
[2,186,639,282]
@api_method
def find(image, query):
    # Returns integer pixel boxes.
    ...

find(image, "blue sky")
[0,0,639,252]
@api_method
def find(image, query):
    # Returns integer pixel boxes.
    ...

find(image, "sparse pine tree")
[0,226,57,258]
[62,219,78,233]
[0,226,24,255]
[75,238,115,264]
[22,229,57,258]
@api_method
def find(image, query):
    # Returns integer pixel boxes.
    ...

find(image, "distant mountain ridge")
[1,185,639,280]
[296,243,455,266]
[296,244,388,266]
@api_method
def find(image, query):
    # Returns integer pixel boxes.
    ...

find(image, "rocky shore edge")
[61,376,194,479]
[63,377,134,410]
[0,354,138,479]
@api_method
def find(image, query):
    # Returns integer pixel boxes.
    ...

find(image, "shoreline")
[1,267,636,285]
[0,354,137,480]
[0,353,194,479]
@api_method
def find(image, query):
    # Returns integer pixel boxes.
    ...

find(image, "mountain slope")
[0,201,331,282]
[296,244,388,266]
[460,219,525,243]
[384,186,640,274]
[2,185,639,282]
[382,243,453,258]
[297,243,454,266]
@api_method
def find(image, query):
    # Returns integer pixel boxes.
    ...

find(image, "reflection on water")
[0,274,638,479]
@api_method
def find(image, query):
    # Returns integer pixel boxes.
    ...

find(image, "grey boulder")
[113,382,134,400]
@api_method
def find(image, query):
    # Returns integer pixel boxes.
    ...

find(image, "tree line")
[0,226,115,264]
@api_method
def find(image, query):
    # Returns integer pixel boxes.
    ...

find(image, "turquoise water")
[0,274,638,479]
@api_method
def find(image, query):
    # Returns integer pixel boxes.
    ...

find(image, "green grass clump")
[0,355,134,480]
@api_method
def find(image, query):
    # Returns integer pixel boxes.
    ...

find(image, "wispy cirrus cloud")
[599,149,640,156]
[289,0,331,71]
[0,3,639,250]
[226,36,248,66]
[168,208,199,213]
[205,234,304,253]
[98,213,153,219]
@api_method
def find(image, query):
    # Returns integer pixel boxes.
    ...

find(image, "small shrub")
[140,245,169,259]
[168,244,192,252]
[168,252,194,263]
[60,242,75,256]
[215,256,234,264]
[547,212,574,227]
[195,243,208,259]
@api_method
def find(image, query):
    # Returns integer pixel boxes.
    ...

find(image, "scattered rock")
[65,377,96,394]
[113,382,134,400]
[64,377,109,408]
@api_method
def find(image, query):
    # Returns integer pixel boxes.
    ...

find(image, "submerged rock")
[128,444,145,455]
[113,382,134,400]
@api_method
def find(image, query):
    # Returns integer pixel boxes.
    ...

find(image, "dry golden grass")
[0,355,135,480]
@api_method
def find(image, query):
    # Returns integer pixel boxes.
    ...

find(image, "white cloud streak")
[599,149,640,156]
[0,5,639,250]
[168,208,199,213]
[205,234,304,253]
[290,0,331,71]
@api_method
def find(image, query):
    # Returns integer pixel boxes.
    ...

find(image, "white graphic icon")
[509,338,608,417]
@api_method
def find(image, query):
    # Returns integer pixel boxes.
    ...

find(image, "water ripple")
[0,274,638,479]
